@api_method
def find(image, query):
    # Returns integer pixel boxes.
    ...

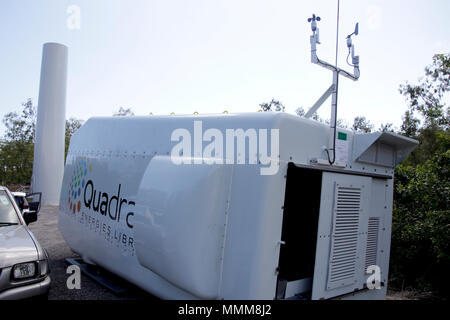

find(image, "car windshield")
[0,190,20,225]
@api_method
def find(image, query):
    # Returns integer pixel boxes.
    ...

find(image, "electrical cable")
[346,49,354,67]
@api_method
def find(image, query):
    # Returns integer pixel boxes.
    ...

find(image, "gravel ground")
[28,206,154,300]
[29,206,402,301]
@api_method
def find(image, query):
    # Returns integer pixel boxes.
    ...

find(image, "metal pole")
[335,0,340,67]
[329,71,339,164]
[307,1,359,165]
[328,0,341,165]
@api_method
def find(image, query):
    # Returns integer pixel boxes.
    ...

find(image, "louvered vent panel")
[365,217,380,270]
[327,185,361,289]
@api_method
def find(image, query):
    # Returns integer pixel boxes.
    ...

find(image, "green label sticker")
[338,132,347,141]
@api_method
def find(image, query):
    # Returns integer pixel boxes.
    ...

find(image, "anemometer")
[304,1,360,165]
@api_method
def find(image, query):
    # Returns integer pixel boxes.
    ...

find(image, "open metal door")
[311,172,372,300]
[26,192,42,214]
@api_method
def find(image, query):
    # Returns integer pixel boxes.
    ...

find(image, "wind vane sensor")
[304,1,360,165]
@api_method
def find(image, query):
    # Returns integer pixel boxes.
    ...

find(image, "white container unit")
[58,112,417,300]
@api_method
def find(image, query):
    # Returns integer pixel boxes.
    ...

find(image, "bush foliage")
[390,53,449,298]
[391,150,449,296]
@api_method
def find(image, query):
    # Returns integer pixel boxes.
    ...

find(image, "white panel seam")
[217,165,234,299]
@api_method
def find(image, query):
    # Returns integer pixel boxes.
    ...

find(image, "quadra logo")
[67,157,135,229]
[83,181,135,229]
[170,121,280,175]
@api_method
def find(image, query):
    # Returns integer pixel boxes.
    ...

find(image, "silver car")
[0,186,50,300]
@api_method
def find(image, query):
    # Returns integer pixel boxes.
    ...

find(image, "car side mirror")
[23,211,38,225]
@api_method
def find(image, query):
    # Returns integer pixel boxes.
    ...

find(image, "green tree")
[400,110,420,138]
[391,151,450,296]
[0,100,84,186]
[352,116,373,133]
[3,99,36,143]
[113,107,134,116]
[259,99,285,112]
[399,53,449,128]
[295,107,305,117]
[391,53,450,298]
[399,53,449,166]
[378,122,395,132]
[295,107,348,127]
[0,99,36,186]
[65,118,84,160]
[295,106,321,121]
[0,140,34,186]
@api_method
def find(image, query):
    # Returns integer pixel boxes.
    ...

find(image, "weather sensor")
[304,2,360,165]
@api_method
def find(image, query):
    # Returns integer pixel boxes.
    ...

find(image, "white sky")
[0,0,449,135]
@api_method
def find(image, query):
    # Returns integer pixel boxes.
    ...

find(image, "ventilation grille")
[365,217,380,271]
[327,185,361,288]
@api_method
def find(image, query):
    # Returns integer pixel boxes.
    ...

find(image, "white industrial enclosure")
[32,42,68,206]
[59,112,417,299]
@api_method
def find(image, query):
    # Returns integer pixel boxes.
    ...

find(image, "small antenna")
[335,0,340,68]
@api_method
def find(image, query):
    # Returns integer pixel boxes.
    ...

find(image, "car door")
[25,193,42,214]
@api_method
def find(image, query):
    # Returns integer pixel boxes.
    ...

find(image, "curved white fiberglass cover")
[59,112,341,299]
[134,156,232,299]
[59,113,293,299]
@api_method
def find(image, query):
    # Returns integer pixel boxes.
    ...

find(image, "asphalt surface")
[28,206,154,300]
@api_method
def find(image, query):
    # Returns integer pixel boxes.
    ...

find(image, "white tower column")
[32,43,68,206]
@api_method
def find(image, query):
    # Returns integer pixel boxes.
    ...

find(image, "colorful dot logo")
[68,158,91,214]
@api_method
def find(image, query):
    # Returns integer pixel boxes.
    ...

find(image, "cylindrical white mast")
[32,42,68,206]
